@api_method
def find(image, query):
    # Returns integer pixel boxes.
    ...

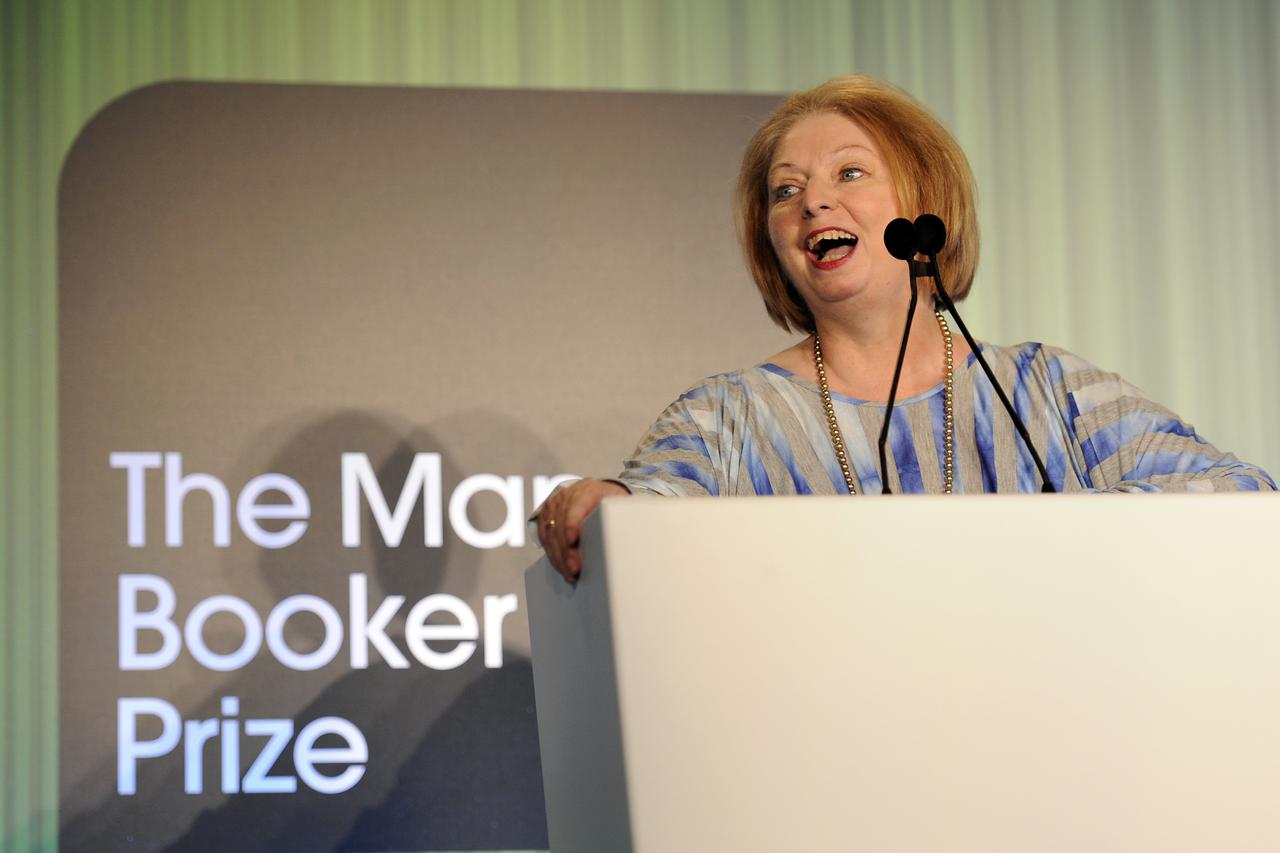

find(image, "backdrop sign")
[57,83,787,852]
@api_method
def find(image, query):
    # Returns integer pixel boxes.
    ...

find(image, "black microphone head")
[914,214,946,255]
[883,218,918,260]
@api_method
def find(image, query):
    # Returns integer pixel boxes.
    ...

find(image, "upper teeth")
[807,229,855,252]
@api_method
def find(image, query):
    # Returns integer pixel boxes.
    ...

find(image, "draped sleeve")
[1043,346,1276,492]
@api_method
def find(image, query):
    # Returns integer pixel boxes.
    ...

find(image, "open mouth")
[806,228,858,262]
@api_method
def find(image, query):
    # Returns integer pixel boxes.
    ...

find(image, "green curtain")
[3,1,1277,849]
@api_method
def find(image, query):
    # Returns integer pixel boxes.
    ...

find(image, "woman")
[536,75,1275,582]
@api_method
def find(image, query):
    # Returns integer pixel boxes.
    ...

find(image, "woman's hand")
[536,479,629,583]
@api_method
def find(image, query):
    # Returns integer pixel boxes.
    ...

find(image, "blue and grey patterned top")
[617,342,1276,495]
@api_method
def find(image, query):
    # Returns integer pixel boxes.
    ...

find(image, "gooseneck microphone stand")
[881,215,1057,493]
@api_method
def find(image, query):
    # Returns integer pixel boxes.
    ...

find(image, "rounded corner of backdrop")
[56,80,790,853]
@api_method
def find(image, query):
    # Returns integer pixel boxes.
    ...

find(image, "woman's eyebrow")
[830,143,875,157]
[769,144,876,176]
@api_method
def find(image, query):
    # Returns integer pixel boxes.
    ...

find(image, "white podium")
[525,494,1280,853]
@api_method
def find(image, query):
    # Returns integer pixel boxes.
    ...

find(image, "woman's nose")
[801,187,834,218]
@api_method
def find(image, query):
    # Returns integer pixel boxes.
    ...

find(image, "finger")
[561,539,581,582]
[560,489,598,581]
[558,519,580,582]
[542,514,566,578]
[555,532,576,583]
[536,492,563,561]
[544,503,574,582]
[536,507,554,551]
[562,516,581,551]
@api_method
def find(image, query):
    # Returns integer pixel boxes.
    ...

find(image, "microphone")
[913,212,946,254]
[883,218,918,260]
[880,215,1057,493]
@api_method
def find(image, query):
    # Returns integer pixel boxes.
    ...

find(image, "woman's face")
[766,112,904,320]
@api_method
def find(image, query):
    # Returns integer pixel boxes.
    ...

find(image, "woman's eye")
[840,167,864,182]
[771,184,799,202]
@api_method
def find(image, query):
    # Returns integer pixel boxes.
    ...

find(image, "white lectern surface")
[525,494,1280,853]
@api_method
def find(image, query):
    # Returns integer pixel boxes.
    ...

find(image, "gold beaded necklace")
[813,308,955,495]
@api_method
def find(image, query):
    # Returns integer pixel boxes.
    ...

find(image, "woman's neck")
[808,296,966,401]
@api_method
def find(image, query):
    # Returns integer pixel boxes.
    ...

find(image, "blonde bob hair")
[736,75,979,334]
